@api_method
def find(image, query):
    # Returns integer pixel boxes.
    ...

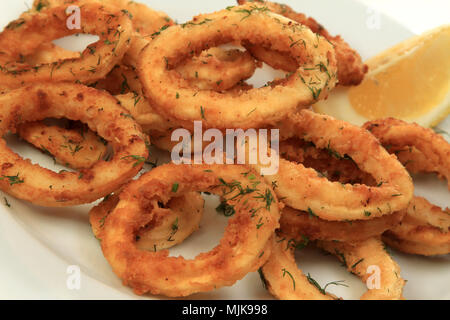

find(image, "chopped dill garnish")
[351,258,365,269]
[258,268,268,289]
[287,235,310,251]
[254,189,275,210]
[235,6,269,21]
[216,201,235,217]
[282,268,296,290]
[167,217,179,242]
[200,106,206,119]
[307,207,318,218]
[0,173,24,186]
[121,155,148,167]
[307,274,348,294]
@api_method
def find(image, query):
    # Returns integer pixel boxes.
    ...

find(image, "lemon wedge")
[313,25,450,127]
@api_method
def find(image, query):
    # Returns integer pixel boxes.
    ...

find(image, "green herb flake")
[307,273,348,295]
[433,127,449,137]
[6,19,25,30]
[254,189,275,211]
[181,18,213,28]
[120,112,134,119]
[151,25,169,38]
[258,268,268,289]
[282,268,296,290]
[216,201,236,217]
[167,217,179,242]
[121,9,133,19]
[235,6,269,21]
[200,106,206,119]
[0,173,24,186]
[335,249,347,267]
[287,235,309,251]
[351,258,364,269]
[35,1,46,11]
[121,155,147,167]
[307,207,318,218]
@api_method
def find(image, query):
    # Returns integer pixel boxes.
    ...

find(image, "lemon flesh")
[349,27,450,121]
[314,25,450,127]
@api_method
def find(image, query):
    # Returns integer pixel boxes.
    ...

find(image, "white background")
[360,0,450,34]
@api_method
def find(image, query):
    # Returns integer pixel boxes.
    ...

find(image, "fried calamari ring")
[32,0,174,35]
[364,118,450,189]
[97,66,170,132]
[122,33,259,92]
[16,68,165,168]
[90,192,204,251]
[23,42,79,66]
[142,81,253,152]
[94,64,144,96]
[364,119,450,256]
[243,42,297,72]
[255,110,414,221]
[0,83,148,207]
[389,146,439,179]
[105,63,257,151]
[237,0,368,86]
[138,3,337,129]
[384,217,450,255]
[141,82,255,152]
[383,198,450,256]
[403,197,450,232]
[100,164,279,297]
[18,121,107,170]
[113,56,257,130]
[96,65,176,135]
[282,119,449,255]
[262,236,404,300]
[145,130,196,153]
[260,235,335,300]
[317,237,405,300]
[277,137,405,241]
[175,48,259,91]
[102,0,173,35]
[0,3,133,90]
[280,137,376,185]
[16,67,137,171]
[28,0,172,83]
[120,82,254,152]
[287,119,448,255]
[383,234,450,257]
[123,34,154,69]
[115,93,178,134]
[280,206,406,242]
[100,54,258,132]
[123,34,259,92]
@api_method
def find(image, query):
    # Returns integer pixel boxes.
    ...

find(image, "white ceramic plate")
[0,0,448,300]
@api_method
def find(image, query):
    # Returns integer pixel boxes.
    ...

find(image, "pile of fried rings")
[0,0,448,300]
